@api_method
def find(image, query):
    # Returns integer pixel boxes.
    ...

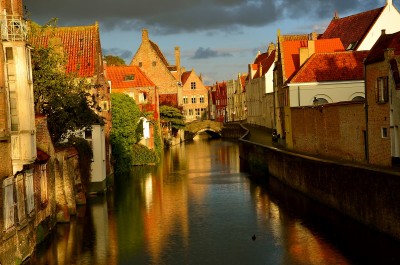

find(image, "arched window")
[351,96,365,101]
[312,97,329,105]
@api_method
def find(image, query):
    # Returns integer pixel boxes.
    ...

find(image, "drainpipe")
[364,59,369,162]
[298,86,300,106]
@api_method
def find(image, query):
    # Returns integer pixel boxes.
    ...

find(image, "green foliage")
[159,105,186,130]
[132,144,158,165]
[104,55,126,66]
[31,43,102,143]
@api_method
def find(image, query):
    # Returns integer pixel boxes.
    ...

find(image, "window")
[40,164,48,205]
[26,47,32,82]
[189,109,193,116]
[195,108,200,116]
[191,96,196,104]
[382,127,389,138]
[100,101,109,111]
[16,174,26,223]
[85,128,92,140]
[191,82,196,89]
[124,74,134,81]
[25,170,34,215]
[183,96,188,104]
[3,177,14,230]
[200,95,204,103]
[6,47,18,131]
[139,62,142,67]
[152,61,156,67]
[377,76,388,103]
[139,93,146,103]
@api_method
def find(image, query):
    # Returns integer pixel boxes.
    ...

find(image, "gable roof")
[320,7,384,50]
[30,23,101,78]
[106,65,155,89]
[253,50,276,78]
[365,31,400,64]
[181,71,192,85]
[282,38,345,81]
[291,51,369,83]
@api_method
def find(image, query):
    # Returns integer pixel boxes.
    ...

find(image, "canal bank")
[238,123,400,241]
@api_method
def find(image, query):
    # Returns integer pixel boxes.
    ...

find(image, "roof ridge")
[335,6,384,20]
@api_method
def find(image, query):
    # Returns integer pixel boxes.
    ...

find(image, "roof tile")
[320,7,384,50]
[291,51,369,83]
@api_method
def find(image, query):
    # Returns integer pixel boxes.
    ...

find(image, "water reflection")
[27,138,400,265]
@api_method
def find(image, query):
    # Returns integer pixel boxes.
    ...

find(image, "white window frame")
[3,176,14,231]
[25,170,34,215]
[40,164,48,205]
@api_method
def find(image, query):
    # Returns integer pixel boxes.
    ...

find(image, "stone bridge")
[184,120,223,139]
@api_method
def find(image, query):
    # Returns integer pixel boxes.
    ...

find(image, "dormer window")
[191,82,196,89]
[346,41,358,50]
[139,62,142,67]
[124,74,134,81]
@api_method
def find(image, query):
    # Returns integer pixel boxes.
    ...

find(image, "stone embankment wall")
[239,137,400,241]
[222,123,247,139]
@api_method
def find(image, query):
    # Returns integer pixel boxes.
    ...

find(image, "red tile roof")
[282,38,345,81]
[320,7,384,50]
[106,65,155,90]
[30,24,101,78]
[291,51,370,83]
[181,71,192,85]
[365,31,400,64]
[253,50,276,78]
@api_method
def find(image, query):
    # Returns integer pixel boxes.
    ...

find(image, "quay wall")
[239,135,400,240]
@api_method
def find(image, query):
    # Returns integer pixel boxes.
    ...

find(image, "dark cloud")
[24,0,389,35]
[102,48,132,63]
[191,47,232,59]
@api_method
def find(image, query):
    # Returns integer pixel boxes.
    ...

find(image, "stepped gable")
[106,65,155,89]
[29,23,101,78]
[320,7,384,50]
[291,50,369,83]
[282,38,344,81]
[253,50,276,78]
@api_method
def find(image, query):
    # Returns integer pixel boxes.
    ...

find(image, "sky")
[24,0,399,85]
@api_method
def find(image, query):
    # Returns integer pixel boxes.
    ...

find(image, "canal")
[27,137,400,265]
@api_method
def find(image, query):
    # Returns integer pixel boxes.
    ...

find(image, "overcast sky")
[24,0,397,85]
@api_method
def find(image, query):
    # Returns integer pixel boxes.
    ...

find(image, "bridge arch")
[184,120,222,139]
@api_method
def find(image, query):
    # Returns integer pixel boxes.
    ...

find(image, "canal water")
[27,137,400,265]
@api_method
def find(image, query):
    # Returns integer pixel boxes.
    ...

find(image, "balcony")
[1,15,28,41]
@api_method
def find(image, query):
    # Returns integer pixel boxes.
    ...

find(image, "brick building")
[214,81,227,122]
[130,29,182,107]
[30,23,113,192]
[106,65,160,149]
[246,43,275,127]
[365,30,400,166]
[180,69,208,122]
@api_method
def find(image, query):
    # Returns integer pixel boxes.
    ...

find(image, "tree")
[159,105,185,136]
[104,55,126,66]
[31,44,102,143]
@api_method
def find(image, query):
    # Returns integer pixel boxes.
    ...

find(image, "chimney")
[175,46,180,73]
[333,10,339,19]
[382,29,386,36]
[142,29,149,42]
[387,0,393,6]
